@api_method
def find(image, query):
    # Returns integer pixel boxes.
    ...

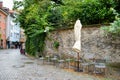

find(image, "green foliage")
[114,0,120,13]
[13,0,23,10]
[13,0,53,56]
[46,0,117,27]
[53,41,59,49]
[101,8,120,37]
[51,0,63,4]
[62,0,116,25]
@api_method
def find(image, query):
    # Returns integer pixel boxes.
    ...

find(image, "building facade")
[20,28,26,43]
[0,1,21,49]
[0,1,8,49]
[6,10,20,48]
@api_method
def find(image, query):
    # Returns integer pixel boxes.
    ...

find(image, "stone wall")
[44,29,75,57]
[44,26,120,62]
[44,25,120,79]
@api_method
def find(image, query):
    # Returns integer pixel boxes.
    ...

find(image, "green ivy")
[14,0,53,56]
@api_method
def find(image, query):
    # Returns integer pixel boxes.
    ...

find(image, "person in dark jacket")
[20,42,25,55]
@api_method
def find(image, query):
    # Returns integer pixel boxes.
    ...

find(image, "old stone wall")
[44,26,120,62]
[44,25,120,80]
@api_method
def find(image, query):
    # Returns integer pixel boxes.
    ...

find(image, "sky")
[2,0,22,10]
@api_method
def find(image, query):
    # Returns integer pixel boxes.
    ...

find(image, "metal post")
[77,52,80,71]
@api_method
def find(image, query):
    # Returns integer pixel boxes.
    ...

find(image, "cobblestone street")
[0,49,104,80]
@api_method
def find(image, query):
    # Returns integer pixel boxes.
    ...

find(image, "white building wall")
[6,11,20,42]
[6,14,11,40]
[11,23,20,42]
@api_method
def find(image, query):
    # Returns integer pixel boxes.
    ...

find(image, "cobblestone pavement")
[0,49,105,80]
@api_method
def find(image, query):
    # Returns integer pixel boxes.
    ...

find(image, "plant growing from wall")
[53,41,59,49]
[101,8,120,38]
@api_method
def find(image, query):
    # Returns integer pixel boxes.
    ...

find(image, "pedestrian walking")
[20,42,25,55]
[18,42,22,49]
[6,37,10,49]
[15,42,18,49]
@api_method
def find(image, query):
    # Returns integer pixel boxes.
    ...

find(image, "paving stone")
[0,49,104,80]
